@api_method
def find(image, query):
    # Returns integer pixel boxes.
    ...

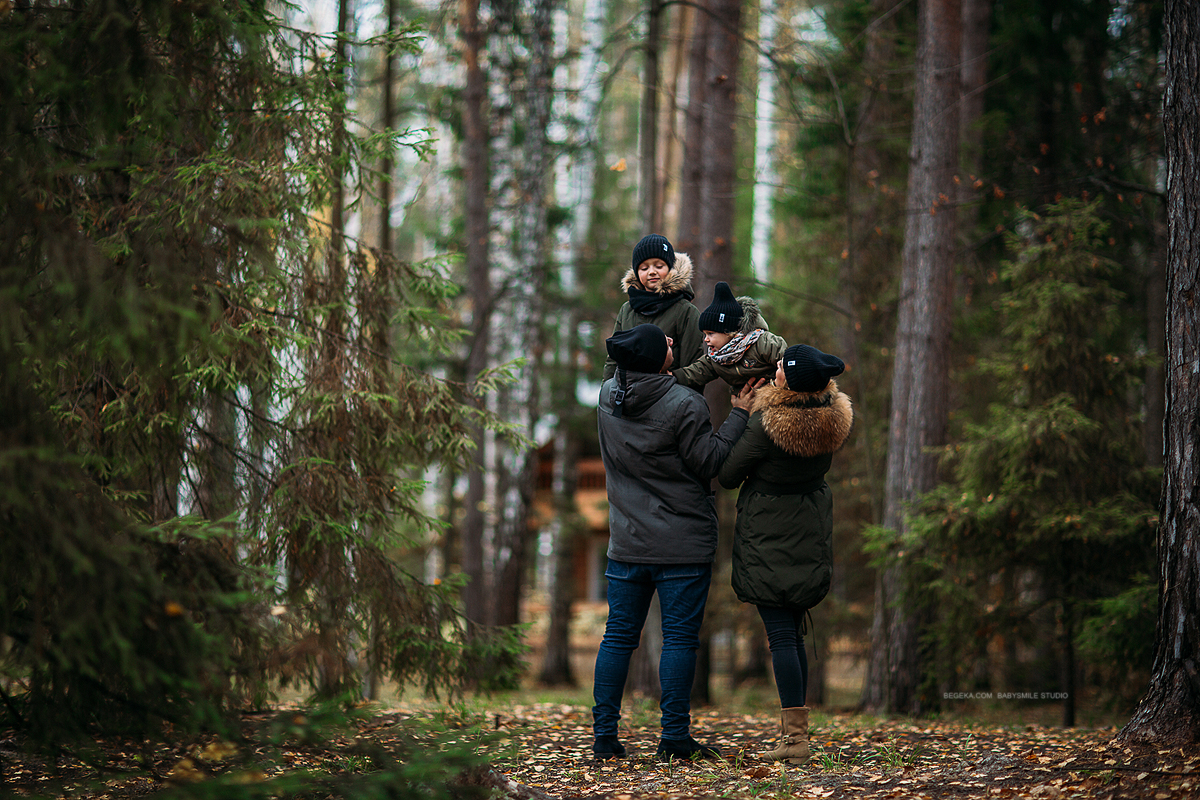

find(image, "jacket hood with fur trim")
[734,295,770,333]
[753,381,853,458]
[621,250,695,295]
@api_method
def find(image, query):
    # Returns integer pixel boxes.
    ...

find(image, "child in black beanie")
[602,234,705,381]
[672,281,787,394]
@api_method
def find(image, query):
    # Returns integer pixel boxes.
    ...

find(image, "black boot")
[592,735,627,760]
[655,736,721,761]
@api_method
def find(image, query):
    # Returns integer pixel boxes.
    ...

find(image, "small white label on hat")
[718,313,725,322]
[787,360,796,366]
[662,243,668,251]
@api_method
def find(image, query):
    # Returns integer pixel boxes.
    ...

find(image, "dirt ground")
[4,601,1192,799]
[483,700,1200,800]
[7,700,1195,800]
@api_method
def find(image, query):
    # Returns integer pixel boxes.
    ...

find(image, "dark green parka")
[717,380,853,610]
[602,251,704,381]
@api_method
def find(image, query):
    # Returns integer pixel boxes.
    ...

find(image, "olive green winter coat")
[718,381,853,610]
[672,295,787,392]
[602,251,705,381]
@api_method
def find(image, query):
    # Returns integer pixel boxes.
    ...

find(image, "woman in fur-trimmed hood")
[717,343,853,765]
[602,234,705,381]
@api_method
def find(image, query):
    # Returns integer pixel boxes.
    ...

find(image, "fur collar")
[620,250,695,295]
[753,381,853,457]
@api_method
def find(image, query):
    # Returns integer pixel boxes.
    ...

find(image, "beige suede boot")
[762,706,810,764]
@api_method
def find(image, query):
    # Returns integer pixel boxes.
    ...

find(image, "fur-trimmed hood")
[753,380,853,457]
[621,250,695,295]
[734,295,770,333]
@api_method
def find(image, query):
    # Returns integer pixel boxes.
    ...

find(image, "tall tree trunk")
[538,0,608,687]
[461,0,491,629]
[1117,0,1200,746]
[360,0,398,703]
[676,1,708,254]
[379,0,396,258]
[750,0,778,285]
[660,2,690,235]
[640,0,662,231]
[538,427,581,686]
[491,0,556,628]
[878,0,961,716]
[857,0,908,712]
[695,0,740,297]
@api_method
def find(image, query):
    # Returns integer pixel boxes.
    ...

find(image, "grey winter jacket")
[718,381,853,610]
[598,369,749,564]
[602,251,705,381]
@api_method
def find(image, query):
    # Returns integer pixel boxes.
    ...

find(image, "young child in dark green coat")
[672,282,787,393]
[602,234,705,381]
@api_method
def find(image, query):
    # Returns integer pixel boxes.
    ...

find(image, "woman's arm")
[718,414,772,489]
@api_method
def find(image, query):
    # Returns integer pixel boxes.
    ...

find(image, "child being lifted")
[673,281,788,393]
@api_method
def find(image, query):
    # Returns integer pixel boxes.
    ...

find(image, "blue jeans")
[757,605,809,708]
[592,560,713,741]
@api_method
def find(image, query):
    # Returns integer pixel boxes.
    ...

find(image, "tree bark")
[1117,0,1200,746]
[491,0,556,629]
[878,0,961,716]
[379,0,395,258]
[856,0,907,713]
[640,0,662,232]
[538,427,580,686]
[695,0,740,297]
[460,0,490,628]
[676,0,708,255]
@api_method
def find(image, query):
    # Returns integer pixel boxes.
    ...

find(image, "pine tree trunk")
[695,0,740,295]
[877,0,961,716]
[538,428,580,686]
[461,0,490,628]
[857,0,908,713]
[1118,0,1200,745]
[676,1,708,254]
[640,0,662,232]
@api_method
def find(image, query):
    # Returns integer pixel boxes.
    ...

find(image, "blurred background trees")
[1,0,1183,751]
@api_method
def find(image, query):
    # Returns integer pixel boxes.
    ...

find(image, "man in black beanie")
[592,323,756,761]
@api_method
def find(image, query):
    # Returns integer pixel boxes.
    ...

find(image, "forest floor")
[4,697,1198,800]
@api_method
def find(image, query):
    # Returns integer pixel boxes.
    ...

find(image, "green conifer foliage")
[885,200,1158,710]
[1,0,521,748]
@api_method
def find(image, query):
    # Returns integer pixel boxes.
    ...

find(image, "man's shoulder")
[662,380,709,412]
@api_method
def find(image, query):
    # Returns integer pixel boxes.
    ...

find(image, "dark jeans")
[757,605,809,708]
[592,560,712,741]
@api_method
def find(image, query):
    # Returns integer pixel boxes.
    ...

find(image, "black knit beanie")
[606,324,669,374]
[697,282,743,333]
[782,344,845,393]
[631,233,675,271]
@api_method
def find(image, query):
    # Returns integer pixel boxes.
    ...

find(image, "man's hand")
[730,381,757,411]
